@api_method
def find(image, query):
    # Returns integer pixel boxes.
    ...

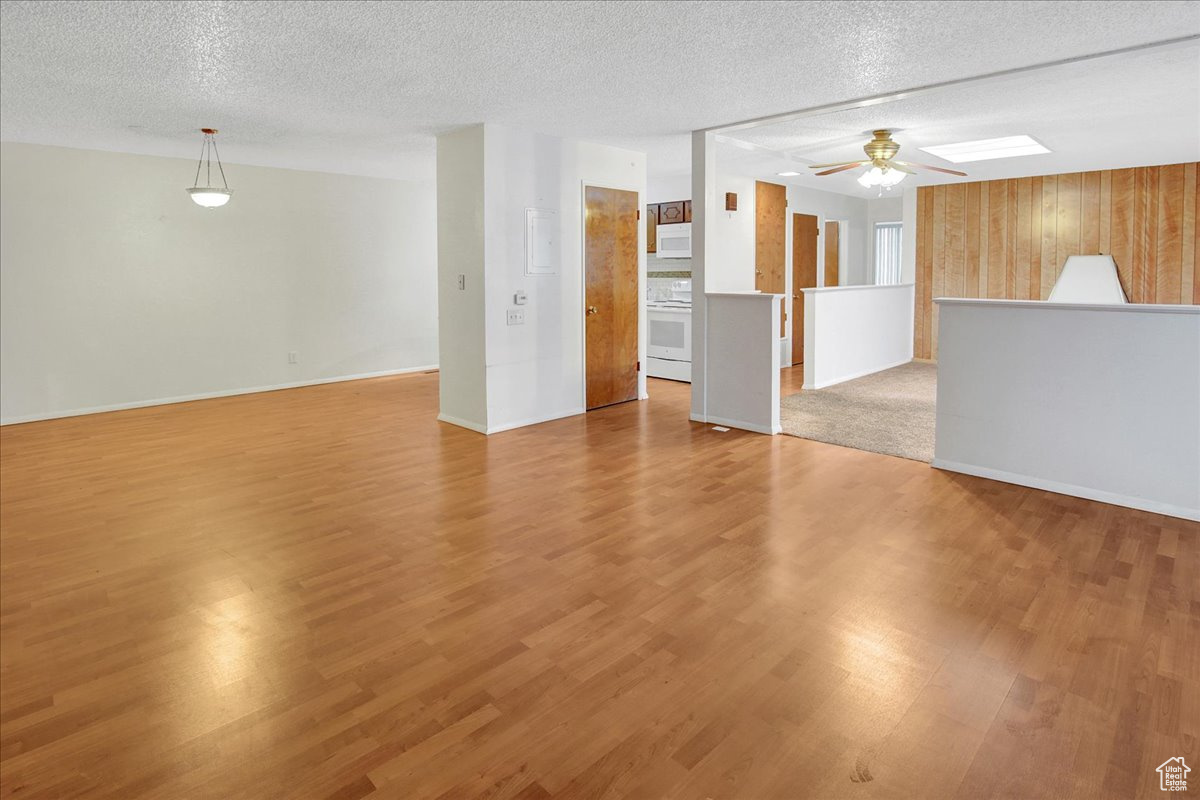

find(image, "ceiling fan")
[808,129,967,188]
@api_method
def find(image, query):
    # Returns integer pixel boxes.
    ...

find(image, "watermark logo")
[1158,757,1190,792]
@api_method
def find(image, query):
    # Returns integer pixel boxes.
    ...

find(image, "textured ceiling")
[1,0,1198,181]
[719,39,1200,196]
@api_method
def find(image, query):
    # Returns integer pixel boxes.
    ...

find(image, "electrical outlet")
[457,274,466,290]
[506,309,525,326]
[287,351,298,364]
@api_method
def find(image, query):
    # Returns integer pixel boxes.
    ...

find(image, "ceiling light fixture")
[856,166,906,189]
[187,128,232,208]
[919,135,1050,164]
[808,130,965,195]
[777,171,801,177]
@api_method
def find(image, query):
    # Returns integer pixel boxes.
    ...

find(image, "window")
[874,222,903,285]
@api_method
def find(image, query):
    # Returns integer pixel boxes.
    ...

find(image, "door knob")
[587,305,598,315]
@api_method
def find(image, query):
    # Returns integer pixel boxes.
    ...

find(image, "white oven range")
[646,300,691,382]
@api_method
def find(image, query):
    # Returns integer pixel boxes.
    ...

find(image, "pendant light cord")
[191,132,229,190]
[193,135,207,188]
[210,137,229,190]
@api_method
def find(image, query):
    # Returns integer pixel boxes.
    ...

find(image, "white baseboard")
[436,412,488,434]
[437,407,586,435]
[486,407,584,434]
[690,413,780,436]
[1,365,439,426]
[802,356,914,391]
[931,458,1200,522]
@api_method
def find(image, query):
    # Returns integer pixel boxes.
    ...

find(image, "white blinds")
[874,223,903,285]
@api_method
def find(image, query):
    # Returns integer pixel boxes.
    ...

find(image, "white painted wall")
[703,293,782,434]
[802,284,915,389]
[436,127,488,431]
[0,142,439,424]
[648,173,691,205]
[934,298,1200,521]
[437,124,646,434]
[690,130,715,422]
[707,171,758,293]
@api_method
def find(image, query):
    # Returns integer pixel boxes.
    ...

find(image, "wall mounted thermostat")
[514,290,527,305]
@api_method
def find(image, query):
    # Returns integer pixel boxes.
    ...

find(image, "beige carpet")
[780,361,936,462]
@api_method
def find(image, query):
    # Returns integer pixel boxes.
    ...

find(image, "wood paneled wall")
[915,162,1198,359]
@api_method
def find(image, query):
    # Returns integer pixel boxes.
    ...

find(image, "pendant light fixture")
[187,128,232,208]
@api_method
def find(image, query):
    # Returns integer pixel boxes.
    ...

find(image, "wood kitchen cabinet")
[658,201,685,225]
[646,200,692,254]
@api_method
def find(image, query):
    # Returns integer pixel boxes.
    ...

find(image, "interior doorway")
[584,185,639,410]
[791,212,819,366]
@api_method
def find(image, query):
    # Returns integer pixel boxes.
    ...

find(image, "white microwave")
[656,222,691,258]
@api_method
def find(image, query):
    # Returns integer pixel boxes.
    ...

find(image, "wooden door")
[646,204,658,254]
[824,220,840,287]
[755,181,787,335]
[791,213,819,366]
[585,186,639,410]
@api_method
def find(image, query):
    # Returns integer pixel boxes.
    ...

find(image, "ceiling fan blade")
[893,160,968,177]
[884,161,917,175]
[815,163,868,176]
[808,160,868,170]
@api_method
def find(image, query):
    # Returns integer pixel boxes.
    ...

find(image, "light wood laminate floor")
[1,371,1196,799]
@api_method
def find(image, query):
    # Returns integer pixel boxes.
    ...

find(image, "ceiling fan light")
[187,188,232,208]
[857,167,887,187]
[879,169,906,187]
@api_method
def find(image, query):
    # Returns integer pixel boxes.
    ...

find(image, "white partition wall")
[934,298,1200,521]
[803,284,914,389]
[703,293,783,434]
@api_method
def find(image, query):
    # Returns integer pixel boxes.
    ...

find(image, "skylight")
[919,135,1050,164]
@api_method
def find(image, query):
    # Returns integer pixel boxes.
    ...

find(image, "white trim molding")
[436,412,488,434]
[691,413,781,436]
[933,459,1200,522]
[486,407,585,435]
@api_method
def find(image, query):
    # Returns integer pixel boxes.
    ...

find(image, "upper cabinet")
[646,199,691,253]
[658,201,685,225]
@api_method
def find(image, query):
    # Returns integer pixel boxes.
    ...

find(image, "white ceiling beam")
[704,34,1199,135]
